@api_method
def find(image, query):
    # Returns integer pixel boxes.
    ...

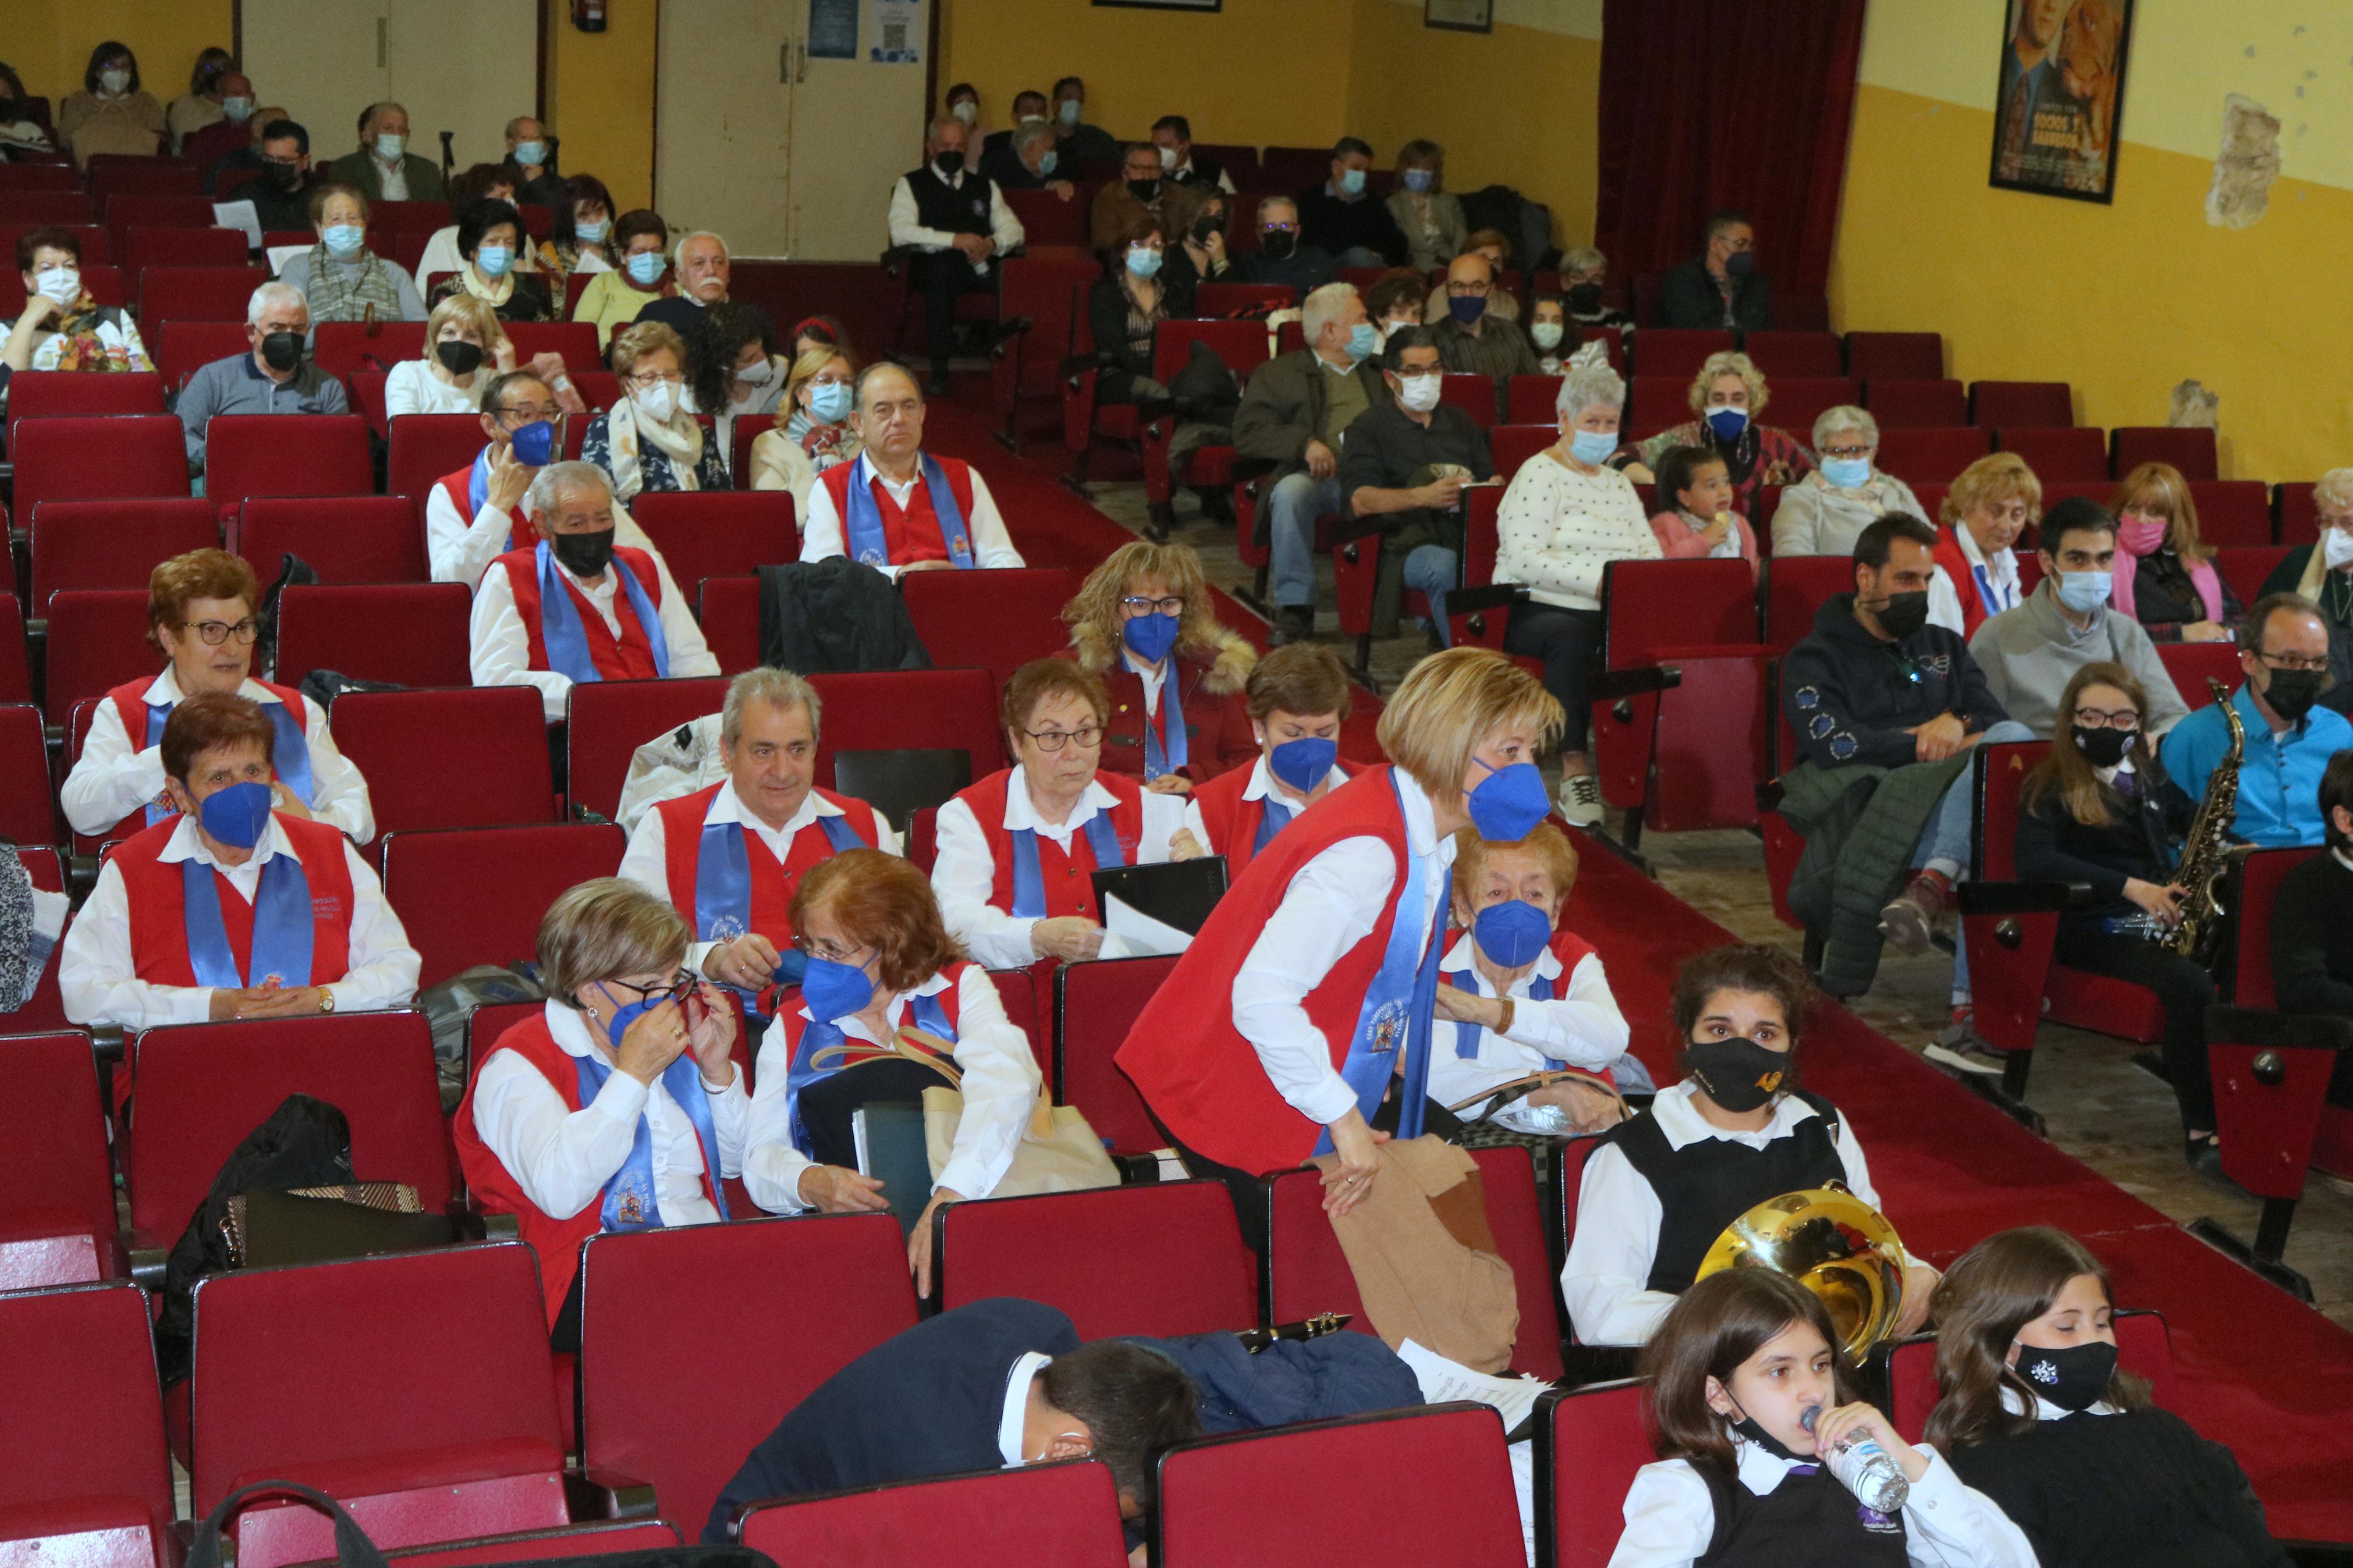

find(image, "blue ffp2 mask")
[1474,898,1552,969]
[198,780,275,848]
[800,956,875,1022]
[1122,611,1179,663]
[1268,735,1338,794]
[1465,760,1550,841]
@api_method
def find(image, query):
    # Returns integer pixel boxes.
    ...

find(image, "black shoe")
[1268,606,1315,646]
[1144,501,1176,543]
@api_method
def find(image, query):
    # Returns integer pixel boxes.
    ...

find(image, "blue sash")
[1314,773,1446,1153]
[571,1048,732,1232]
[1443,961,1555,1060]
[694,809,867,1012]
[535,541,670,685]
[1252,796,1294,858]
[145,695,314,827]
[180,847,314,989]
[842,453,975,570]
[1971,561,2006,617]
[782,989,956,1158]
[467,444,494,514]
[1009,812,1126,918]
[1141,666,1188,781]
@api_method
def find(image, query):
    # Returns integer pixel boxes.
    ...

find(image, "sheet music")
[214,200,262,250]
[1103,893,1194,956]
[1397,1338,1549,1438]
[266,244,310,276]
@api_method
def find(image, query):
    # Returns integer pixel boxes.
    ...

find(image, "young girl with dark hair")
[1611,1270,2029,1566]
[1928,1227,2287,1568]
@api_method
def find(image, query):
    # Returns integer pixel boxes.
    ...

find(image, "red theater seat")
[2112,426,2217,482]
[992,254,1097,447]
[1507,375,1563,424]
[0,593,26,704]
[562,675,732,822]
[695,578,760,674]
[2187,481,2272,549]
[1596,557,1769,835]
[1534,1379,1652,1568]
[0,702,57,846]
[41,590,154,723]
[11,415,190,523]
[1004,187,1088,248]
[2214,546,2290,608]
[379,824,626,986]
[934,1182,1257,1339]
[501,322,599,368]
[1490,424,1556,481]
[900,567,1075,691]
[1052,954,1175,1157]
[736,1462,1129,1568]
[138,265,268,324]
[1996,425,2108,483]
[1763,554,1855,654]
[235,496,431,584]
[201,414,374,517]
[120,225,246,279]
[2276,482,2320,546]
[0,189,95,223]
[4,368,165,444]
[1763,377,1860,439]
[150,320,253,393]
[1441,372,1501,429]
[2156,642,2242,709]
[0,1033,116,1289]
[1626,377,1688,437]
[1635,329,1733,381]
[388,415,494,529]
[29,497,216,610]
[1865,378,1967,429]
[313,321,431,378]
[330,687,557,838]
[1873,426,1991,485]
[1135,318,1277,506]
[0,1281,175,1568]
[1971,380,2074,428]
[1846,331,1942,381]
[378,1521,682,1568]
[1741,330,1843,378]
[271,583,474,691]
[808,667,1006,784]
[628,490,798,595]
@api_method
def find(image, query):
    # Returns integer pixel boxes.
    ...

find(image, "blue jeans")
[1268,472,1345,609]
[1404,543,1457,642]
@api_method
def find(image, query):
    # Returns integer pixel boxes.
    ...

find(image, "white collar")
[708,781,842,836]
[793,966,954,1033]
[1730,1429,1810,1496]
[853,450,925,497]
[998,1351,1054,1467]
[158,811,297,872]
[2093,756,2138,787]
[1392,767,1445,863]
[1651,1079,1814,1151]
[931,164,965,190]
[1002,763,1118,834]
[1999,1383,2117,1421]
[1953,525,2016,579]
[2333,846,2353,874]
[1317,353,1359,376]
[542,998,613,1062]
[552,555,617,595]
[1440,929,1564,994]
[1240,753,1346,813]
[147,669,282,707]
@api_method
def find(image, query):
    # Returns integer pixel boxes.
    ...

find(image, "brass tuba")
[1693,1183,1908,1359]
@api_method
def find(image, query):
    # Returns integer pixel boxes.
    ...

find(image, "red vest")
[1097,653,1257,785]
[1932,526,1997,640]
[491,543,666,682]
[438,466,526,555]
[818,454,978,566]
[453,1011,725,1325]
[770,961,974,1072]
[655,784,884,947]
[108,677,308,755]
[1191,759,1367,873]
[953,768,1146,923]
[1440,925,1598,990]
[111,812,357,989]
[1115,766,1424,1174]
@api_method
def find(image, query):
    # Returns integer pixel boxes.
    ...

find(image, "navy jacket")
[1782,594,2007,770]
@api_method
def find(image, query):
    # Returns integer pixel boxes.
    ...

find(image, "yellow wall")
[1835,0,2353,483]
[542,0,657,212]
[9,0,235,105]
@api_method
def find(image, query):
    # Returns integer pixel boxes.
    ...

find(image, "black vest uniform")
[1697,1462,1910,1566]
[903,165,996,238]
[1169,154,1226,189]
[1603,1090,1847,1294]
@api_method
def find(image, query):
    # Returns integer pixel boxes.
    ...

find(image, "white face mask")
[2324,527,2353,571]
[738,356,779,390]
[950,100,977,126]
[1397,373,1442,413]
[1158,144,1179,170]
[33,266,80,306]
[633,381,680,422]
[99,68,131,95]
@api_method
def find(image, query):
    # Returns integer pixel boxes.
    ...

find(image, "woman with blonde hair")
[2111,462,2240,643]
[1927,452,2039,638]
[584,320,727,500]
[748,344,860,515]
[1117,646,1562,1249]
[1626,350,1812,517]
[1063,539,1257,791]
[385,294,511,418]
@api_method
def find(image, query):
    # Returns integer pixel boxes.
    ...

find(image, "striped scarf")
[302,245,405,323]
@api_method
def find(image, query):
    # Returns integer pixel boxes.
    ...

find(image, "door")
[240,0,389,167]
[785,0,931,261]
[656,0,794,257]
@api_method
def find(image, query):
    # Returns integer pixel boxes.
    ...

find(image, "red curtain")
[1593,0,1868,297]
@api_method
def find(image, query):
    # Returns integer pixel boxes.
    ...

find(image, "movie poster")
[1989,0,2134,202]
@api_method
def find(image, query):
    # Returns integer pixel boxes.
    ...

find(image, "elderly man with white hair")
[1769,404,1923,559]
[888,114,1025,396]
[173,280,349,475]
[1230,280,1387,643]
[632,230,734,337]
[2259,466,2353,707]
[470,460,719,724]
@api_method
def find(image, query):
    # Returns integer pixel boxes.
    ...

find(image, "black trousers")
[2054,925,2217,1132]
[908,251,995,374]
[1504,602,1606,753]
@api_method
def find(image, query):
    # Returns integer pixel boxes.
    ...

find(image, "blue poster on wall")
[808,0,858,59]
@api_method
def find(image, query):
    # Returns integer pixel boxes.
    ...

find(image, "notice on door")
[808,0,857,59]
[870,0,920,63]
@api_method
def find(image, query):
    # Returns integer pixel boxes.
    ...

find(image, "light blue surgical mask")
[1819,456,1872,489]
[1058,98,1082,126]
[1570,428,1618,465]
[1126,246,1163,280]
[513,139,548,166]
[626,251,665,286]
[1346,321,1380,361]
[1338,167,1367,197]
[808,379,854,424]
[575,218,609,245]
[2056,571,2113,614]
[374,132,406,162]
[322,224,365,260]
[1401,168,1435,194]
[1038,148,1059,177]
[476,245,514,278]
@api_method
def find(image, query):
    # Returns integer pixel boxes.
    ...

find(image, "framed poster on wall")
[1425,0,1494,33]
[1989,0,2134,202]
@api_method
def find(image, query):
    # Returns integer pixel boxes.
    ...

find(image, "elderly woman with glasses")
[457,876,746,1343]
[1769,404,1922,559]
[748,848,1041,1296]
[63,549,372,844]
[931,658,1188,973]
[1062,541,1258,792]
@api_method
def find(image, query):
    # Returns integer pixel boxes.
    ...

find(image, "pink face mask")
[2117,517,2167,557]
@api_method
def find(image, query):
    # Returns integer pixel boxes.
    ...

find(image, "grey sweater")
[174,351,350,473]
[1967,579,2190,738]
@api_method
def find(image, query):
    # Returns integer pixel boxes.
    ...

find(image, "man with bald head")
[800,363,1026,578]
[888,116,1026,396]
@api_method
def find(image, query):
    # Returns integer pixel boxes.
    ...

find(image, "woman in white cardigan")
[1495,361,1658,827]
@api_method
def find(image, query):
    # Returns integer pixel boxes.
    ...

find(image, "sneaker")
[1878,869,1953,956]
[1923,1014,2006,1076]
[1557,772,1605,827]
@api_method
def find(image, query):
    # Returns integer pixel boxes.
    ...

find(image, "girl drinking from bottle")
[1928,1227,2289,1568]
[1610,1269,2031,1567]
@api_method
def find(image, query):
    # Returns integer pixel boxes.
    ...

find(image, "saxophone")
[2149,677,2242,966]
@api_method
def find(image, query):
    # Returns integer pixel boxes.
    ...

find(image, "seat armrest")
[1590,666,1682,702]
[567,1468,659,1521]
[115,1229,168,1291]
[2203,1007,2353,1053]
[1955,880,2085,916]
[989,316,1034,360]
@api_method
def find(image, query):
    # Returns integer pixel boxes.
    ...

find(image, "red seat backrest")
[88,160,199,197]
[382,1521,682,1567]
[562,675,732,822]
[1151,317,1274,387]
[151,319,254,392]
[1996,425,2108,483]
[331,687,556,839]
[380,823,627,987]
[1490,424,1554,480]
[204,414,374,512]
[1634,329,1733,381]
[388,415,494,528]
[121,225,247,276]
[1846,331,1943,381]
[579,1215,918,1538]
[187,1244,563,1516]
[501,321,599,368]
[29,497,216,610]
[0,1281,173,1553]
[1626,376,1687,436]
[1154,1405,1523,1568]
[272,582,475,691]
[5,368,165,443]
[2113,426,2217,483]
[127,1012,449,1242]
[41,589,155,723]
[1874,426,1992,485]
[935,1182,1258,1338]
[1052,954,1176,1155]
[627,490,798,599]
[2231,846,2322,1010]
[1971,381,2074,428]
[1740,330,1842,378]
[1003,187,1088,248]
[0,592,26,705]
[1865,378,1968,429]
[0,703,54,845]
[1604,558,1759,667]
[13,415,191,518]
[2185,481,2272,549]
[236,496,431,584]
[2276,483,2319,547]
[1441,372,1500,429]
[2,1032,118,1251]
[2155,643,2240,710]
[0,221,110,266]
[102,193,215,237]
[1971,740,2052,881]
[1193,282,1295,318]
[807,667,1005,785]
[1507,374,1563,424]
[696,577,760,674]
[1761,377,1859,440]
[314,321,431,378]
[739,1461,1129,1568]
[2213,545,2290,609]
[0,190,95,223]
[138,265,268,323]
[1465,486,1503,586]
[1536,1379,1652,1568]
[900,567,1076,691]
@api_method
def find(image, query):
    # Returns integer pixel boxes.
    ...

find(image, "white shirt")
[1179,753,1350,847]
[1495,453,1660,611]
[931,766,1185,969]
[618,782,903,976]
[1230,769,1454,1129]
[1609,1430,2035,1568]
[1928,524,2022,637]
[59,814,421,1030]
[1424,931,1632,1110]
[886,166,1027,256]
[470,999,748,1226]
[799,452,1027,579]
[470,547,721,723]
[62,671,375,842]
[998,1351,1054,1466]
[375,155,410,202]
[1174,158,1237,194]
[411,226,462,294]
[424,465,663,589]
[385,357,488,418]
[743,963,1040,1210]
[1562,1081,1896,1347]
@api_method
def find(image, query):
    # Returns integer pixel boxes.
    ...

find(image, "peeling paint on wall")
[2207,93,2281,226]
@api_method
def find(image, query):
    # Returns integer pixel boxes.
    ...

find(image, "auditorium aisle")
[920,374,2353,1540]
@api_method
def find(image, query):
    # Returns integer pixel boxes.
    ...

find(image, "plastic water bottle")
[1802,1406,1910,1514]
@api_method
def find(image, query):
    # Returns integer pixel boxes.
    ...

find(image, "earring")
[584,1004,600,1021]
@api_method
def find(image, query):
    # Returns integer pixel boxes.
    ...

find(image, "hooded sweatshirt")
[1780,594,2007,770]
[1967,579,2190,739]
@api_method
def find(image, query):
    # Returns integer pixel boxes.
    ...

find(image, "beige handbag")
[897,1026,1123,1197]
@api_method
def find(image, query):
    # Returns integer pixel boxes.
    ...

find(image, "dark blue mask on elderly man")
[1448,293,1487,326]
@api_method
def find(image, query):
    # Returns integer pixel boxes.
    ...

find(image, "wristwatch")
[317,987,336,1014]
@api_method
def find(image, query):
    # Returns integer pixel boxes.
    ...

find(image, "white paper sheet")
[1398,1337,1549,1439]
[1102,892,1193,957]
[214,200,262,250]
[266,244,309,276]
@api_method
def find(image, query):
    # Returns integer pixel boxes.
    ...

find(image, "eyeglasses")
[604,970,697,1006]
[2258,651,2330,673]
[2071,707,2141,731]
[629,371,683,387]
[789,933,872,965]
[181,617,259,646]
[1260,222,1298,235]
[496,403,563,423]
[1394,367,1441,382]
[1819,443,1873,460]
[1023,724,1103,751]
[260,152,303,168]
[1120,595,1183,614]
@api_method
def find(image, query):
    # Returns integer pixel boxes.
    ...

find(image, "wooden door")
[655,0,794,257]
[239,0,389,167]
[384,0,540,175]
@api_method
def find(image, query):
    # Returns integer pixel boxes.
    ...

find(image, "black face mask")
[932,152,961,178]
[435,340,485,375]
[2071,725,2133,768]
[1868,589,1929,641]
[1685,1036,1789,1113]
[259,331,303,372]
[552,528,617,577]
[267,161,303,189]
[1565,282,1603,312]
[2012,1339,2117,1413]
[1261,231,1297,261]
[1127,177,1161,202]
[1731,1411,1806,1463]
[2262,666,2324,723]
[1193,215,1223,244]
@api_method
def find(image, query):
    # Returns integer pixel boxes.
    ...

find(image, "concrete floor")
[1085,472,2353,1331]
